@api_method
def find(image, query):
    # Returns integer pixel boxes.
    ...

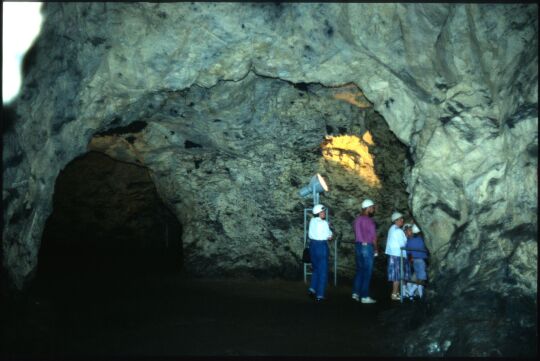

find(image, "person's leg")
[392,281,400,295]
[414,259,427,282]
[387,256,396,298]
[388,256,400,300]
[403,257,411,282]
[352,243,362,297]
[316,243,329,299]
[360,245,374,298]
[309,241,319,294]
[309,241,328,299]
[414,259,427,298]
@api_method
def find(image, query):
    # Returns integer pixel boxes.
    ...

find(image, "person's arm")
[372,222,378,256]
[307,217,316,240]
[352,217,359,242]
[326,221,333,240]
[400,231,408,257]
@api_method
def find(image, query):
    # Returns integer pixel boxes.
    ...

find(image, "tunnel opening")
[38,151,183,283]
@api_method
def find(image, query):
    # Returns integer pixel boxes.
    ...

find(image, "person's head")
[391,212,404,227]
[361,198,375,216]
[312,204,327,219]
[403,224,413,238]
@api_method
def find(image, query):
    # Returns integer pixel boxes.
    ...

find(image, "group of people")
[306,199,428,303]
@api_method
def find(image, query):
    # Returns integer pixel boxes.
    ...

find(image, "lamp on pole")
[298,173,329,205]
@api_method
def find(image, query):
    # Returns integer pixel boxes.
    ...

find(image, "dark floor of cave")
[0,151,419,357]
[0,257,416,357]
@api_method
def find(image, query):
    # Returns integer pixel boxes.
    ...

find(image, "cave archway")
[81,78,416,281]
[38,151,183,282]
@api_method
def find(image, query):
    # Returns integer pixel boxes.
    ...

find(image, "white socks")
[406,283,418,297]
[403,283,424,298]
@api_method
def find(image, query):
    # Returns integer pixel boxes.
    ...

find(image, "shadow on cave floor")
[0,260,411,358]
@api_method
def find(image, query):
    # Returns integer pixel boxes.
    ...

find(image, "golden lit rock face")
[321,133,381,188]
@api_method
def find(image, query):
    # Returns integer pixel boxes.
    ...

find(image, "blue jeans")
[412,258,427,280]
[352,243,374,298]
[309,240,329,298]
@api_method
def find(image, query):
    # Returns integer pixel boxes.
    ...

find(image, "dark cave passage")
[38,151,183,279]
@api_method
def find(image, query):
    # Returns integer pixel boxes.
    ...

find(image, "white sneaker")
[352,293,360,301]
[361,297,377,304]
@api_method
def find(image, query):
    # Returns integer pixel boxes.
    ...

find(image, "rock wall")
[85,74,409,279]
[2,3,537,356]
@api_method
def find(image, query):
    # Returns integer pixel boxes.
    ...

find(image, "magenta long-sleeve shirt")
[353,215,376,244]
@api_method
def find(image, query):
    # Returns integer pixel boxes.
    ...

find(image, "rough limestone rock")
[2,3,537,356]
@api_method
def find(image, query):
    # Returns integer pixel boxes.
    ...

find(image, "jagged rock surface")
[2,3,537,356]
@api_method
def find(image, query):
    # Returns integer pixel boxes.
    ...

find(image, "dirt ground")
[1,262,409,358]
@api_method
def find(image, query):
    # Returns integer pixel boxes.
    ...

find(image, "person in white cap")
[404,224,428,299]
[307,204,333,302]
[385,211,410,301]
[351,198,378,304]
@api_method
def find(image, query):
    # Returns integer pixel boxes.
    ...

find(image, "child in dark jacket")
[404,224,428,299]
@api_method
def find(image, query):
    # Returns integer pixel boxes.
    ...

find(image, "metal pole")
[400,249,404,303]
[334,236,337,286]
[303,208,307,247]
[326,207,336,286]
[303,208,307,284]
[313,190,319,205]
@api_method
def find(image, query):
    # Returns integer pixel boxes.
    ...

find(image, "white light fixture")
[2,2,44,104]
[299,173,329,205]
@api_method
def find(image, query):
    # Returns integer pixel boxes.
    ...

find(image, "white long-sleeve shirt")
[308,217,333,241]
[385,224,407,257]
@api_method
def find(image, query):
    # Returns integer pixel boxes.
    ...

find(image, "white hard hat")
[412,224,421,233]
[312,204,326,214]
[361,199,375,209]
[391,212,404,222]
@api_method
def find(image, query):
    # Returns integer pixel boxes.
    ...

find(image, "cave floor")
[1,267,408,358]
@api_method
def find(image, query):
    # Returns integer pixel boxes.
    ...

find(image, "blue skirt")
[387,255,410,281]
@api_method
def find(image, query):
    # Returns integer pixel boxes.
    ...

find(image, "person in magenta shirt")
[351,199,379,304]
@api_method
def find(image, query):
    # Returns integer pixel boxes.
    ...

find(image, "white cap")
[312,204,326,214]
[391,212,404,222]
[361,199,375,209]
[412,224,421,233]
